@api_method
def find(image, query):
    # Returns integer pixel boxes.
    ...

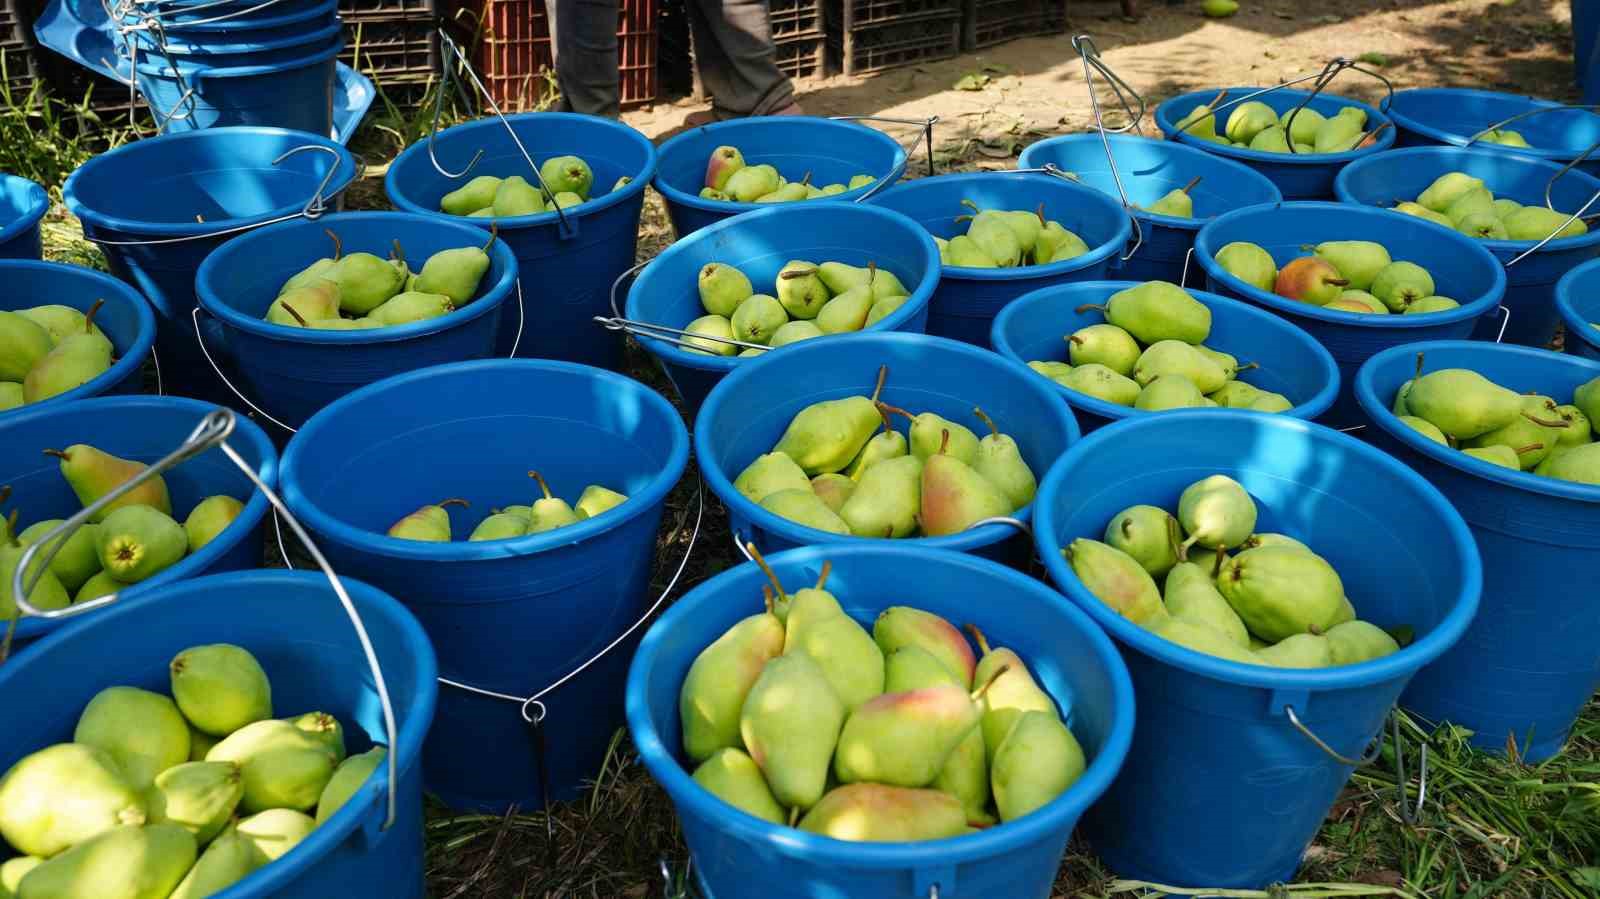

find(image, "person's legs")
[685,0,799,118]
[543,0,622,118]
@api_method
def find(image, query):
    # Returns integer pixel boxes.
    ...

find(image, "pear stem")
[1212,544,1228,578]
[815,560,831,590]
[1235,361,1260,373]
[1035,203,1046,226]
[82,299,105,333]
[971,407,999,438]
[1208,88,1228,107]
[1523,412,1569,428]
[437,498,471,509]
[877,404,895,435]
[779,269,814,281]
[866,260,877,286]
[960,198,982,216]
[1074,303,1108,315]
[801,171,813,187]
[746,542,788,601]
[3,510,15,546]
[762,584,774,614]
[1176,532,1199,561]
[324,228,343,261]
[1167,515,1184,562]
[953,214,974,226]
[938,429,950,456]
[788,806,800,827]
[1414,351,1425,382]
[870,364,888,404]
[527,471,555,500]
[971,663,1012,701]
[1515,442,1545,454]
[41,449,70,461]
[391,239,406,265]
[282,303,309,327]
[875,402,915,425]
[0,485,10,507]
[963,623,993,656]
[1180,175,1203,195]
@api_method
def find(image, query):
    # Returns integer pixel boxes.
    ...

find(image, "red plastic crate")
[462,0,658,111]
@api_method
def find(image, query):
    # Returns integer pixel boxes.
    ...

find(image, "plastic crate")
[342,15,439,74]
[828,10,960,75]
[962,0,1066,51]
[460,0,656,111]
[837,0,962,28]
[770,0,824,39]
[774,32,825,79]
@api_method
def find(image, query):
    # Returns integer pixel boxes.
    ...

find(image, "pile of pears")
[1216,239,1459,315]
[0,299,116,411]
[733,368,1037,538]
[1391,357,1600,484]
[677,549,1086,841]
[937,200,1088,269]
[0,643,387,898]
[1,445,246,619]
[384,471,629,542]
[701,145,875,203]
[1391,171,1587,242]
[438,155,626,217]
[685,260,911,356]
[1065,474,1403,668]
[1175,93,1384,154]
[1026,280,1293,413]
[261,230,496,332]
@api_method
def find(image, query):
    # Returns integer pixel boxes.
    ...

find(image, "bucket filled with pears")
[625,201,939,414]
[1382,87,1600,177]
[697,335,1079,566]
[652,116,908,236]
[1335,145,1600,346]
[0,261,157,415]
[1356,341,1600,761]
[0,568,440,898]
[196,212,518,432]
[1195,200,1506,426]
[0,395,275,645]
[989,278,1340,430]
[625,542,1134,898]
[1033,410,1481,889]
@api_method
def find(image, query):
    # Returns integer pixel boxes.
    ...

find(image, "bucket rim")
[1384,87,1600,164]
[131,17,341,54]
[0,567,439,897]
[1033,409,1483,690]
[134,33,343,76]
[865,170,1134,280]
[988,278,1342,422]
[1193,200,1508,326]
[1354,339,1600,503]
[0,260,158,416]
[4,394,280,641]
[278,358,691,561]
[624,543,1137,864]
[194,210,520,344]
[1154,87,1398,165]
[652,115,910,215]
[126,0,335,32]
[383,112,660,229]
[693,330,1081,552]
[625,202,940,373]
[63,127,359,238]
[1555,257,1600,355]
[1016,132,1286,232]
[0,175,48,247]
[1331,145,1600,255]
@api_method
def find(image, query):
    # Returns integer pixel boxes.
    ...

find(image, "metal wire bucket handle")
[1073,33,1145,263]
[730,513,1031,560]
[827,114,941,192]
[1010,163,1141,263]
[1176,57,1396,156]
[1462,103,1600,147]
[8,407,405,830]
[1503,138,1600,268]
[1286,704,1428,821]
[594,258,790,356]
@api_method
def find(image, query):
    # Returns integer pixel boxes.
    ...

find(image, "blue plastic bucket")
[625,202,938,416]
[653,116,910,238]
[988,279,1339,431]
[1334,146,1600,347]
[1016,134,1283,284]
[386,113,658,369]
[1556,256,1600,360]
[130,18,342,65]
[279,359,689,811]
[695,331,1079,566]
[0,396,276,645]
[1033,410,1481,888]
[135,37,342,136]
[626,544,1135,899]
[63,126,359,405]
[0,174,47,260]
[1193,200,1507,426]
[196,211,519,434]
[1384,87,1600,177]
[864,172,1132,346]
[0,569,438,899]
[1579,0,1599,89]
[1355,340,1600,760]
[1154,87,1397,200]
[136,0,332,25]
[0,261,157,414]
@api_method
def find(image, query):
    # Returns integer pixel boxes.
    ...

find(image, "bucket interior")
[655,117,906,206]
[1559,261,1600,353]
[1017,134,1282,222]
[0,175,47,230]
[1158,88,1393,158]
[1387,88,1600,154]
[868,172,1127,261]
[0,262,154,406]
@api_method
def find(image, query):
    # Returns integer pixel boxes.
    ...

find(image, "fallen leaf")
[954,73,990,91]
[1358,870,1406,888]
[1358,51,1390,66]
[1574,868,1600,888]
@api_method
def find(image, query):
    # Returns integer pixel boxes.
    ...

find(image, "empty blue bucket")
[0,260,157,414]
[988,279,1339,431]
[1016,134,1283,284]
[1383,87,1600,177]
[0,174,47,260]
[0,396,276,645]
[1033,410,1481,888]
[864,172,1132,346]
[695,331,1079,567]
[625,543,1135,899]
[625,201,938,415]
[136,36,342,136]
[64,126,359,405]
[386,113,658,369]
[279,359,689,811]
[1355,340,1600,761]
[1556,256,1600,360]
[0,569,438,898]
[1335,146,1600,347]
[653,116,910,238]
[1154,87,1397,199]
[1193,200,1506,426]
[196,211,519,435]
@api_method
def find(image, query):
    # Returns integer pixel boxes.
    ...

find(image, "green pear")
[946,234,998,268]
[167,825,257,899]
[1244,389,1292,412]
[1555,404,1592,445]
[1484,129,1532,147]
[697,263,753,317]
[1399,415,1449,445]
[96,505,186,584]
[1090,280,1211,345]
[1151,617,1258,662]
[413,236,494,305]
[960,207,1022,267]
[523,471,579,533]
[733,451,812,503]
[760,487,849,533]
[755,180,811,203]
[146,761,243,844]
[1210,380,1262,408]
[1394,201,1456,229]
[1503,205,1589,241]
[315,747,385,824]
[17,305,107,344]
[815,261,909,300]
[1063,537,1168,625]
[683,313,738,356]
[17,519,101,592]
[287,712,345,763]
[680,597,786,761]
[769,320,824,346]
[1064,363,1141,406]
[773,391,884,475]
[782,579,886,711]
[1576,376,1600,430]
[1457,211,1510,240]
[699,187,730,201]
[919,430,1012,536]
[865,293,908,327]
[184,495,244,554]
[170,643,273,736]
[574,484,628,519]
[1134,340,1228,394]
[815,285,874,334]
[1135,373,1207,410]
[1177,474,1256,556]
[1312,112,1362,153]
[491,176,544,216]
[1194,346,1248,382]
[981,203,1044,254]
[1218,546,1348,641]
[880,405,979,465]
[797,783,966,842]
[833,684,979,787]
[1444,187,1496,225]
[1,858,42,898]
[1491,198,1524,219]
[440,175,503,215]
[539,155,592,197]
[991,710,1086,823]
[0,311,52,382]
[1254,632,1334,668]
[43,444,167,522]
[1033,221,1090,265]
[385,497,467,541]
[1325,620,1400,665]
[1248,125,1290,153]
[234,809,315,864]
[809,474,855,514]
[1104,504,1180,578]
[1465,444,1521,469]
[845,410,908,481]
[328,251,405,315]
[965,625,1059,763]
[73,687,190,791]
[1163,561,1250,647]
[367,291,453,327]
[206,719,336,814]
[1224,100,1278,144]
[1067,323,1140,376]
[1463,395,1571,469]
[22,300,113,403]
[0,743,145,857]
[0,382,23,411]
[1310,240,1390,291]
[1416,171,1486,213]
[1144,176,1200,217]
[1407,368,1523,439]
[1536,442,1600,484]
[1174,98,1223,141]
[739,653,846,810]
[839,454,921,538]
[1280,107,1326,144]
[725,164,781,203]
[874,607,975,688]
[1215,241,1277,292]
[1027,359,1073,382]
[969,408,1036,511]
[1405,295,1462,314]
[691,748,785,824]
[73,570,121,604]
[730,294,788,344]
[704,145,745,192]
[775,261,831,320]
[1368,262,1434,312]
[15,823,195,899]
